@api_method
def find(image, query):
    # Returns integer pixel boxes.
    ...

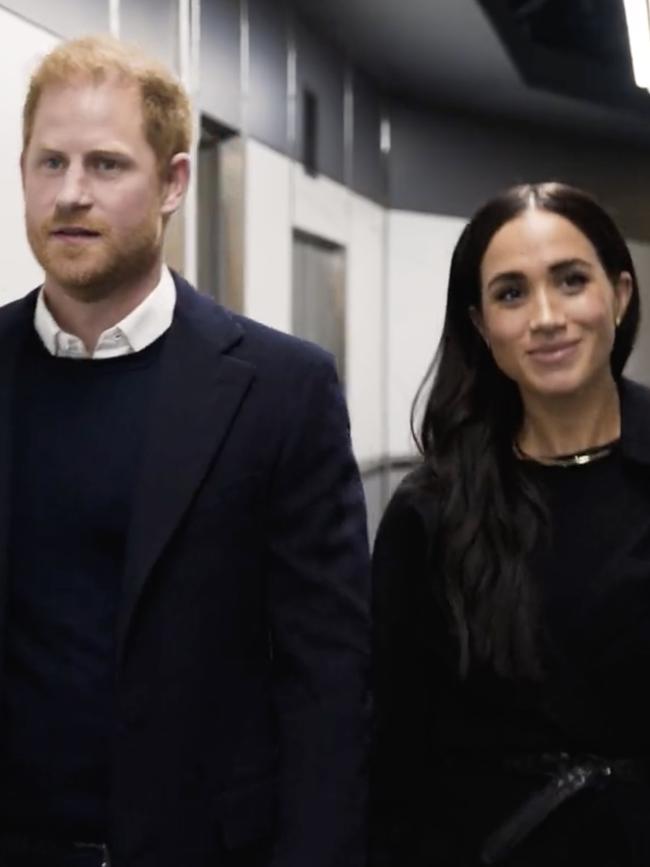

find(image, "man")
[0,36,370,867]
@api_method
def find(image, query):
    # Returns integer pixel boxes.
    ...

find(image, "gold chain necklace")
[513,439,618,467]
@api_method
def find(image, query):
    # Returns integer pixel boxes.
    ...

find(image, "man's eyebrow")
[85,149,132,160]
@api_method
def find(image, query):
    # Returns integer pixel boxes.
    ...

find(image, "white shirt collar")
[34,267,177,359]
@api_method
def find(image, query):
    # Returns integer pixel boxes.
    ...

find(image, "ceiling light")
[622,0,650,90]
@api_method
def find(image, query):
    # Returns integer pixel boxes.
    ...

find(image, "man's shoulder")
[173,274,335,373]
[231,310,334,368]
[0,288,38,340]
[0,288,38,323]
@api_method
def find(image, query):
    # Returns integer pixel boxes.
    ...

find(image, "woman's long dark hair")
[414,182,640,679]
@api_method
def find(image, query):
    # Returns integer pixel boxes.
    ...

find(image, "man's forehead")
[36,75,140,107]
[29,78,145,143]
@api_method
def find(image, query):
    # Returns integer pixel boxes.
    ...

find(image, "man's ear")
[469,305,489,347]
[160,153,190,218]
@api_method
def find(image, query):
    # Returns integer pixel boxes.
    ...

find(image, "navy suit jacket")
[0,274,371,867]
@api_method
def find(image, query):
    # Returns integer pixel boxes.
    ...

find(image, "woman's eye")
[495,285,523,303]
[563,271,588,290]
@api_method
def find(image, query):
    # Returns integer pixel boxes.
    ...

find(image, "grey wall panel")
[248,0,288,153]
[292,230,346,381]
[295,17,344,183]
[200,0,241,129]
[389,101,650,242]
[352,70,384,205]
[1,0,108,37]
[120,0,178,70]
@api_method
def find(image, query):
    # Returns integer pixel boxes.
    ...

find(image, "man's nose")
[55,165,92,211]
[529,286,565,332]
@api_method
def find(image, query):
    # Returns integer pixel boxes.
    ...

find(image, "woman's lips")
[528,340,580,364]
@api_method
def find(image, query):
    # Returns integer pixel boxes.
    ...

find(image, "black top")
[526,447,650,753]
[371,380,650,867]
[0,328,164,841]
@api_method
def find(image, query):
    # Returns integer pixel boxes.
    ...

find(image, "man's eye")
[42,156,63,170]
[96,158,120,172]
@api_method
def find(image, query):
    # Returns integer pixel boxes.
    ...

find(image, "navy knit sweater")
[0,327,165,841]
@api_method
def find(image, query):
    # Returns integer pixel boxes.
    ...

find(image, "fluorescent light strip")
[622,0,650,90]
[109,0,120,37]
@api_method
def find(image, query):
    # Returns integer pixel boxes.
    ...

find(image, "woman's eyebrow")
[548,257,593,275]
[487,270,525,290]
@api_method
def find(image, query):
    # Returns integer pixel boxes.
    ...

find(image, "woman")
[371,182,650,866]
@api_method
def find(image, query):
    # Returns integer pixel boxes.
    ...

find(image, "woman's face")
[475,208,632,402]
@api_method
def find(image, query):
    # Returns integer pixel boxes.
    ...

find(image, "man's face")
[22,78,167,300]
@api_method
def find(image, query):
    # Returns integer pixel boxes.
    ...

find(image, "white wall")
[386,210,466,456]
[243,140,292,332]
[0,8,57,303]
[243,139,385,466]
[346,195,385,464]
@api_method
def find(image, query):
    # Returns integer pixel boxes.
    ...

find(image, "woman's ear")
[469,306,489,348]
[614,271,633,327]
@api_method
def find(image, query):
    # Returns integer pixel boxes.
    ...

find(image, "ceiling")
[289,0,650,146]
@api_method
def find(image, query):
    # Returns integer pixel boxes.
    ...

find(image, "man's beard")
[26,210,162,302]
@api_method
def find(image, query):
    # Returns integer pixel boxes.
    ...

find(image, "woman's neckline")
[513,438,620,468]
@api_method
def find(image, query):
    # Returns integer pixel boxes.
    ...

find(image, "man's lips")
[50,227,101,237]
[49,226,102,245]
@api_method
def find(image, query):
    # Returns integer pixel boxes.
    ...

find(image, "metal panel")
[0,0,108,37]
[248,0,288,153]
[163,209,186,276]
[295,17,344,183]
[197,122,221,301]
[196,119,244,309]
[200,0,241,128]
[216,135,246,313]
[292,230,346,381]
[352,70,385,204]
[119,0,178,70]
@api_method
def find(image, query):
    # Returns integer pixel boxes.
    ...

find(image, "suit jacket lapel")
[117,280,255,664]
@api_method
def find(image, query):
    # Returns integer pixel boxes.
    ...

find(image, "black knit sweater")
[0,328,165,841]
